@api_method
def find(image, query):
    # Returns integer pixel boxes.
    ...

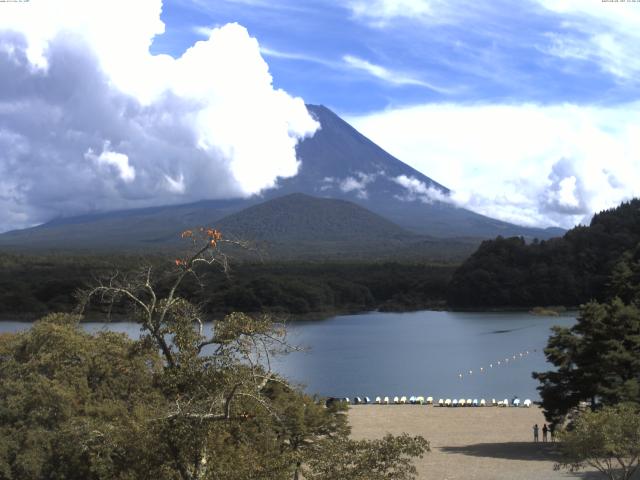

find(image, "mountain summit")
[275,105,562,239]
[277,104,448,199]
[0,105,562,252]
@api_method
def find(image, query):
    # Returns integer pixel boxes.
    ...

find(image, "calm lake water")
[0,310,575,400]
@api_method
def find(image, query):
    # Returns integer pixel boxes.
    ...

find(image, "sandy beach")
[348,405,601,480]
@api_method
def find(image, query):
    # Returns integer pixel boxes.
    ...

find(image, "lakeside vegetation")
[0,230,429,480]
[3,200,640,322]
[0,254,455,319]
[449,199,640,308]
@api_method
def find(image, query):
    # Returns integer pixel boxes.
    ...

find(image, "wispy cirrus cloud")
[349,0,439,25]
[255,46,453,93]
[535,0,640,81]
[342,55,450,93]
[348,0,640,87]
[260,46,340,68]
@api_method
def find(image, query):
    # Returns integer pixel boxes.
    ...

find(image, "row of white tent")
[347,396,532,407]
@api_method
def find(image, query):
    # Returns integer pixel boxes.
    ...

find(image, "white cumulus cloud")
[0,0,318,232]
[348,102,640,228]
[85,143,136,183]
[321,171,378,199]
[393,175,451,204]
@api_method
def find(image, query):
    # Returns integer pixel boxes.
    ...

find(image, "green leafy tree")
[534,239,640,425]
[533,299,640,424]
[306,434,430,480]
[556,404,640,480]
[0,313,165,480]
[0,228,428,479]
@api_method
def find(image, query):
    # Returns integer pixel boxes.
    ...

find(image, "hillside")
[212,194,477,261]
[0,104,563,254]
[215,193,413,242]
[280,105,564,239]
[0,199,247,251]
[448,199,640,308]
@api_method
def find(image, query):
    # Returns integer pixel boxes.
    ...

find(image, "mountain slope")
[0,104,564,253]
[277,104,562,239]
[0,199,248,250]
[211,194,476,261]
[215,193,413,243]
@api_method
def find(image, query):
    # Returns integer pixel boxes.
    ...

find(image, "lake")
[0,310,575,401]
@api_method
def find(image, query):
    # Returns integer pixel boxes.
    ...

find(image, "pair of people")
[533,423,554,442]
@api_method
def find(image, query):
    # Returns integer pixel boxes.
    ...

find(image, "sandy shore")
[348,405,600,480]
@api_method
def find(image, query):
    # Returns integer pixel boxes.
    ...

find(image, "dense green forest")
[5,199,640,318]
[0,254,454,319]
[448,199,640,308]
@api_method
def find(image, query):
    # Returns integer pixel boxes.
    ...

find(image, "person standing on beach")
[549,424,555,442]
[542,424,548,442]
[533,424,539,442]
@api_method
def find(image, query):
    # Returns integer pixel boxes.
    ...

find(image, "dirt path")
[348,405,601,480]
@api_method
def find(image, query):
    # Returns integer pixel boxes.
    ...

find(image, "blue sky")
[154,0,639,114]
[0,0,639,231]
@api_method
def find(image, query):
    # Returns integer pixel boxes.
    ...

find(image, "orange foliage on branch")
[175,227,226,270]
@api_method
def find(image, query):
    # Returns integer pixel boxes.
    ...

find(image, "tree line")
[448,199,640,308]
[0,254,454,319]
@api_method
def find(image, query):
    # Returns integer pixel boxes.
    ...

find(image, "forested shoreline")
[4,200,640,320]
[449,199,640,308]
[0,254,454,320]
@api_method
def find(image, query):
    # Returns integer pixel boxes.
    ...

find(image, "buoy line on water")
[456,348,538,380]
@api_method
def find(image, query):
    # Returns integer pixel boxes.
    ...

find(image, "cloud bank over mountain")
[349,103,640,229]
[0,0,318,231]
